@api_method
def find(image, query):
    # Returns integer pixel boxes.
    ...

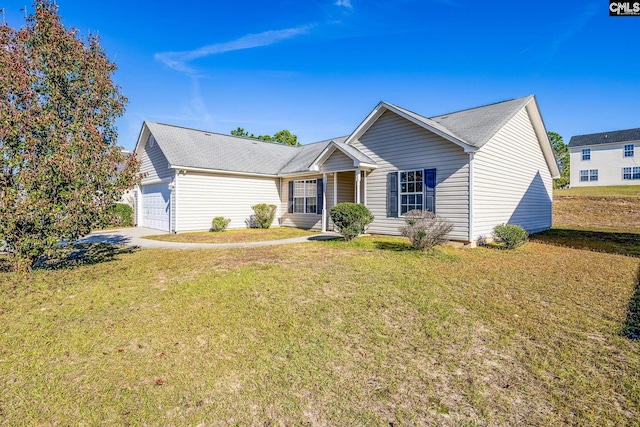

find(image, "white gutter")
[468,153,474,243]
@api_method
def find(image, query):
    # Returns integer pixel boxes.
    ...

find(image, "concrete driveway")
[77,227,340,249]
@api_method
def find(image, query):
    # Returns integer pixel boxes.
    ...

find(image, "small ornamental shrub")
[399,210,453,251]
[329,203,374,241]
[107,203,134,227]
[250,203,277,229]
[492,224,528,249]
[211,216,231,232]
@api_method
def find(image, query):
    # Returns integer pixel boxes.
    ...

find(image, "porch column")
[363,171,367,205]
[333,172,338,207]
[322,172,327,232]
[355,169,362,204]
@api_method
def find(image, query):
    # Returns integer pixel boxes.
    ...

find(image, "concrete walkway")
[77,227,340,249]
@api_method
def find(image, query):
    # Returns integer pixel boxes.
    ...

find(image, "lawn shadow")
[531,228,640,257]
[374,240,414,251]
[37,242,138,270]
[622,264,640,340]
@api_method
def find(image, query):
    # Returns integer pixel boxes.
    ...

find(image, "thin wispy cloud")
[155,25,314,75]
[547,2,598,58]
[335,0,352,8]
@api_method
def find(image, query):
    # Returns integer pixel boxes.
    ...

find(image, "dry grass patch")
[1,237,639,425]
[554,185,640,233]
[143,227,318,244]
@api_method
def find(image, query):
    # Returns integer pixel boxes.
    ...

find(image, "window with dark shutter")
[288,181,294,213]
[317,179,323,215]
[424,168,436,213]
[387,172,398,217]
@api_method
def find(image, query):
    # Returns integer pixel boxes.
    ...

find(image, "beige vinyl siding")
[569,141,640,187]
[176,172,281,232]
[280,175,323,230]
[351,110,470,240]
[323,172,356,231]
[472,107,553,239]
[321,149,354,172]
[140,130,173,185]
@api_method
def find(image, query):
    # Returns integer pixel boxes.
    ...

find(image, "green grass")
[555,185,640,198]
[142,227,319,244]
[1,237,639,425]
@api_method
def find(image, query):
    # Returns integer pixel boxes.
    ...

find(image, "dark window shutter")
[288,181,294,213]
[387,172,398,217]
[316,178,323,215]
[424,168,436,213]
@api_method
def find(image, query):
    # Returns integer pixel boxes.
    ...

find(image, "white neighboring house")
[568,128,640,187]
[133,95,559,244]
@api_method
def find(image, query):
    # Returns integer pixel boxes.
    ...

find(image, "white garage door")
[141,183,171,231]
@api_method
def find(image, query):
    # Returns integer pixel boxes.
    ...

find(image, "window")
[624,144,634,157]
[589,169,598,181]
[580,170,589,182]
[399,169,423,215]
[622,167,640,180]
[293,179,317,214]
[581,148,590,161]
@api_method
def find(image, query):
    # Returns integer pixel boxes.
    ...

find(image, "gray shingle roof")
[568,128,640,147]
[144,95,536,176]
[146,122,302,175]
[429,95,534,148]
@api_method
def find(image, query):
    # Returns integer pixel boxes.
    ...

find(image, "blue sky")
[4,0,640,150]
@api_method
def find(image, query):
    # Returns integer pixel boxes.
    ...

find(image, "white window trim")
[579,170,589,182]
[625,166,640,180]
[589,169,598,181]
[292,179,318,215]
[398,169,425,217]
[581,148,590,161]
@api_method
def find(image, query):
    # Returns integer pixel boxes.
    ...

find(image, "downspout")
[173,169,179,233]
[322,173,327,232]
[468,153,474,244]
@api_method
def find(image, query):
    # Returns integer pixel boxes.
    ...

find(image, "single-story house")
[568,128,640,187]
[133,95,559,244]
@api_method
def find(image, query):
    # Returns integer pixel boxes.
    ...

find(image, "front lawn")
[143,227,319,244]
[1,237,639,425]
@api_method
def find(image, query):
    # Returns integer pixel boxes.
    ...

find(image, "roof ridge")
[146,121,302,149]
[571,127,640,138]
[429,95,533,119]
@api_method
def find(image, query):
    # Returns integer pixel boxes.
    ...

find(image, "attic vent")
[148,135,156,148]
[204,133,212,136]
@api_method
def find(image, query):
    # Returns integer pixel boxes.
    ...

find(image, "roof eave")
[524,97,561,179]
[169,165,279,178]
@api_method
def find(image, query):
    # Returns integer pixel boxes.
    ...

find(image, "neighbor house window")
[580,170,589,182]
[624,144,634,157]
[293,179,317,214]
[635,167,640,180]
[581,148,590,161]
[589,169,598,181]
[623,167,632,180]
[399,169,424,215]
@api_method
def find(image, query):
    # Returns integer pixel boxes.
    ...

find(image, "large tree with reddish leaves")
[0,1,139,271]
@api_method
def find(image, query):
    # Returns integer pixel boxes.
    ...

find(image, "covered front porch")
[320,169,369,232]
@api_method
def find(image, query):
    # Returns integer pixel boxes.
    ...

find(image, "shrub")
[250,203,277,229]
[107,203,133,227]
[492,224,528,249]
[399,210,453,251]
[329,203,374,241]
[211,216,231,232]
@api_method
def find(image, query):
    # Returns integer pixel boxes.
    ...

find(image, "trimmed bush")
[107,203,133,227]
[250,203,277,229]
[399,210,453,251]
[211,216,231,232]
[329,203,374,241]
[492,224,528,249]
